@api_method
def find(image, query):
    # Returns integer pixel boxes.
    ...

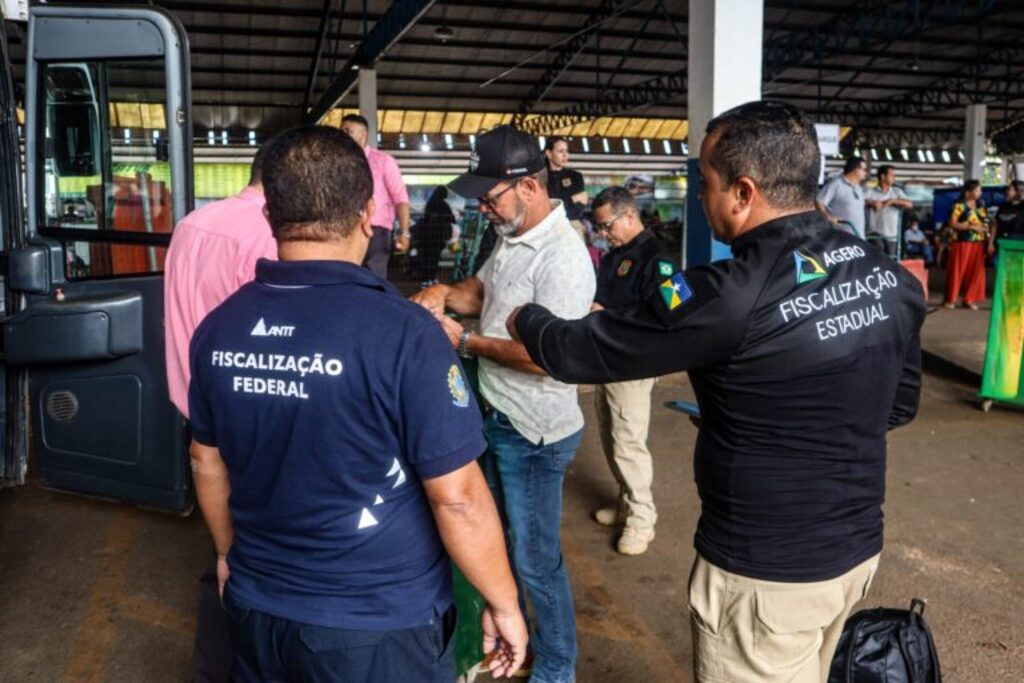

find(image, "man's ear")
[734,176,756,212]
[360,198,376,237]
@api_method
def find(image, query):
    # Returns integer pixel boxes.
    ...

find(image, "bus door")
[3,5,194,511]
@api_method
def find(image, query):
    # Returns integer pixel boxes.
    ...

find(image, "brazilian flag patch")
[659,272,693,311]
[658,260,674,277]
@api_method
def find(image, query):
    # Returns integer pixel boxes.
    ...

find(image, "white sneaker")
[593,507,626,526]
[617,526,655,556]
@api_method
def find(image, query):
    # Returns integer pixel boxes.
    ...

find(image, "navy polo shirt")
[188,259,486,630]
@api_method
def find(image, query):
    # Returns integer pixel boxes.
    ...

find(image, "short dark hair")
[959,179,981,201]
[544,136,567,152]
[704,100,820,210]
[261,126,373,242]
[1008,180,1024,197]
[876,164,894,180]
[341,113,369,128]
[248,143,268,186]
[843,155,865,174]
[592,186,636,215]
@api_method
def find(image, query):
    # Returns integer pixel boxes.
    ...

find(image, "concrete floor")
[1,369,1022,682]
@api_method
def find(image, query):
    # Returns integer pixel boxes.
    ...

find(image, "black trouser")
[363,226,391,279]
[223,588,456,683]
[193,549,234,682]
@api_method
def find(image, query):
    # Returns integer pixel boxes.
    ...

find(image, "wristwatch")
[457,330,473,359]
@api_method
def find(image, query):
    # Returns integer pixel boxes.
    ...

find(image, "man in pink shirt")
[164,148,276,683]
[341,114,411,278]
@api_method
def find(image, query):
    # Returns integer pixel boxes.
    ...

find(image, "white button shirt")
[477,201,596,444]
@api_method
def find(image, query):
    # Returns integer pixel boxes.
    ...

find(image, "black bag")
[828,598,941,683]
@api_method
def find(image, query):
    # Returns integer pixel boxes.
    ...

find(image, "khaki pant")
[594,378,656,529]
[688,553,880,683]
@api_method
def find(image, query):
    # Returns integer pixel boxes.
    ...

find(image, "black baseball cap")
[449,125,547,199]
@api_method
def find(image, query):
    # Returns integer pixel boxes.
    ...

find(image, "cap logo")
[505,167,527,175]
[469,150,480,171]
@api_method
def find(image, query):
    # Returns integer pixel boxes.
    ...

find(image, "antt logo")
[250,318,296,337]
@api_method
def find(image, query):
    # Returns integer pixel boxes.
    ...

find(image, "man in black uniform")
[508,101,927,682]
[589,186,676,555]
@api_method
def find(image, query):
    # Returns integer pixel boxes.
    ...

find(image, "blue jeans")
[483,411,582,683]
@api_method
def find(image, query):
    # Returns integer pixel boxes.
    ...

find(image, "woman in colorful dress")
[944,180,990,310]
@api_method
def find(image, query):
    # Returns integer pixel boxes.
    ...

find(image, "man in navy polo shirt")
[188,126,527,682]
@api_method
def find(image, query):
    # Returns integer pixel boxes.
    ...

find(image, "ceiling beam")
[303,0,436,124]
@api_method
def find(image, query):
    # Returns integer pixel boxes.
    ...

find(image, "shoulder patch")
[447,365,470,408]
[657,260,674,277]
[659,272,693,310]
[617,259,634,277]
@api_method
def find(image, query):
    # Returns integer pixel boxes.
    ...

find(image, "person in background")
[816,155,868,239]
[993,180,1024,246]
[903,217,935,265]
[544,136,589,237]
[865,165,913,258]
[411,186,457,287]
[341,114,411,279]
[944,179,990,310]
[164,145,277,683]
[589,186,675,556]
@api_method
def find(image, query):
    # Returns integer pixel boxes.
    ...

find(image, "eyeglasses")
[478,179,520,212]
[595,213,624,232]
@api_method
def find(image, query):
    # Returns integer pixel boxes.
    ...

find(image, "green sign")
[980,239,1024,406]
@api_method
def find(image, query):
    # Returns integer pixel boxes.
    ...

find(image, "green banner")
[980,239,1024,405]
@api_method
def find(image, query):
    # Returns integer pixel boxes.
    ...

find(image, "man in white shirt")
[865,165,913,259]
[412,125,594,683]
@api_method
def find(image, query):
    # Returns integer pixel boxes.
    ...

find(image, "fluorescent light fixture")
[420,134,431,152]
[581,137,590,153]
[622,139,631,154]
[444,133,453,150]
[398,134,406,149]
[642,139,651,154]
[917,149,926,162]
[207,130,215,145]
[123,129,131,142]
[958,150,965,161]
[884,148,893,161]
[942,150,951,163]
[221,130,229,145]
[663,140,672,154]
[681,142,689,156]
[152,130,160,141]
[900,148,909,161]
[602,138,611,153]
[538,136,546,150]
[248,131,257,146]
[926,150,935,163]
[870,148,878,160]
[854,148,862,158]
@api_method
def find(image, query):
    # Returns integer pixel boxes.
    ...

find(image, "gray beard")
[493,198,526,237]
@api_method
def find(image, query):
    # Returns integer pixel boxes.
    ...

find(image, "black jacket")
[515,211,927,581]
[596,229,677,311]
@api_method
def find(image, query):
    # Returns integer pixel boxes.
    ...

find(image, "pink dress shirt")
[364,147,409,229]
[164,186,277,417]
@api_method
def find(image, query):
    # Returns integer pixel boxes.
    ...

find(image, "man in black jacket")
[508,101,927,683]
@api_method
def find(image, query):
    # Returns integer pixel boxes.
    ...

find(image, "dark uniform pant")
[223,588,456,682]
[194,549,234,682]
[363,226,392,279]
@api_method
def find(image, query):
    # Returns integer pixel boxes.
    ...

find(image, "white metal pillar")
[358,68,378,149]
[963,103,986,181]
[686,0,764,266]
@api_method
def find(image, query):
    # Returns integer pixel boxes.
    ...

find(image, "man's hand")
[394,233,411,253]
[481,605,529,678]
[437,314,464,348]
[216,554,230,599]
[505,306,524,342]
[410,284,450,317]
